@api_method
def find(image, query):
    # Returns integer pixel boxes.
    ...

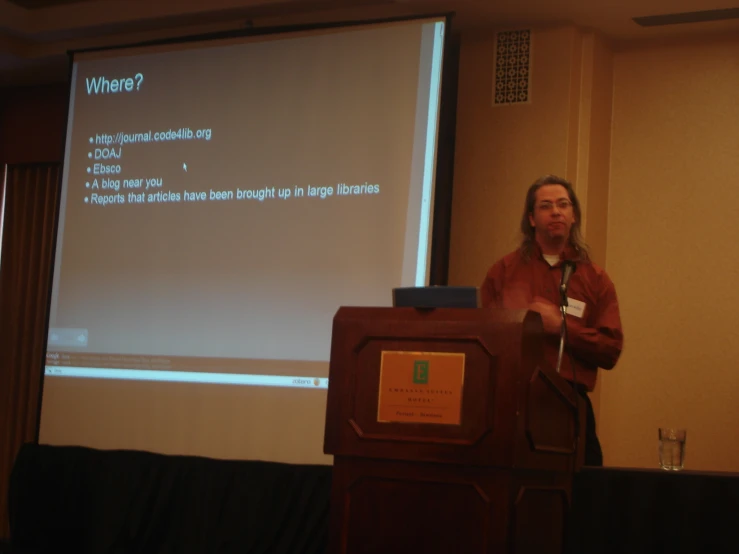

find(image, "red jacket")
[481,244,623,391]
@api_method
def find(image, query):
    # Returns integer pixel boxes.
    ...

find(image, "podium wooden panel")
[323,306,585,554]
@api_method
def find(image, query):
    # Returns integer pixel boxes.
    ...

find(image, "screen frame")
[35,11,461,443]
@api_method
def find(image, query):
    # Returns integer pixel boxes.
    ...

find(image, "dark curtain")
[9,444,332,554]
[0,163,61,539]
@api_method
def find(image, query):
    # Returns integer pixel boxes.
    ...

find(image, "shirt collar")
[532,241,580,265]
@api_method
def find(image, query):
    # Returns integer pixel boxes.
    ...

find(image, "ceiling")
[1,0,738,86]
[8,0,93,8]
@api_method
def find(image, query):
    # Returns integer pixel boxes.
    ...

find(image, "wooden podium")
[323,306,585,554]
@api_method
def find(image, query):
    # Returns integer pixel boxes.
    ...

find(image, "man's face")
[528,184,576,244]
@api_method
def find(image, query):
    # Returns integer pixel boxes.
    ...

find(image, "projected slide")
[44,18,446,390]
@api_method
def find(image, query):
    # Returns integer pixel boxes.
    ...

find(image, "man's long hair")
[519,175,590,261]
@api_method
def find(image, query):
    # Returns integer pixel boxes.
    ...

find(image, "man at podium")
[480,174,623,466]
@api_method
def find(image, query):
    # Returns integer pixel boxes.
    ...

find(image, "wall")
[448,26,577,288]
[448,24,614,413]
[599,35,739,471]
[0,83,68,165]
[448,25,612,288]
[448,25,739,472]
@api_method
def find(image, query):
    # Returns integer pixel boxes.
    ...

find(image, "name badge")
[566,298,586,318]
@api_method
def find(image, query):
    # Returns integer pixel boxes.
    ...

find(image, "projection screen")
[38,14,452,465]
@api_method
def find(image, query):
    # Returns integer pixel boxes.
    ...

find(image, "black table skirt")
[8,444,739,553]
[8,444,331,554]
[570,466,739,553]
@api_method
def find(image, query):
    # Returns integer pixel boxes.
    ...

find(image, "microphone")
[560,261,576,304]
[556,260,582,465]
[556,260,576,374]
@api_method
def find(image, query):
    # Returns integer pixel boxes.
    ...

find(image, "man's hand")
[528,296,562,335]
